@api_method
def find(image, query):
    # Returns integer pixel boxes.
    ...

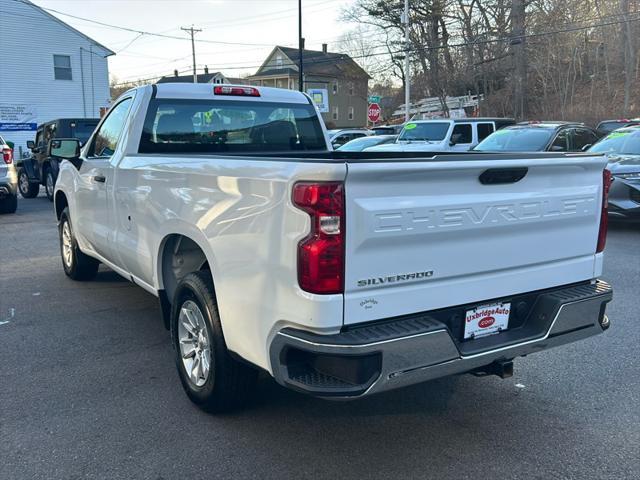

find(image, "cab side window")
[35,130,44,150]
[452,124,472,144]
[551,130,569,151]
[573,128,598,151]
[477,123,495,141]
[89,98,133,158]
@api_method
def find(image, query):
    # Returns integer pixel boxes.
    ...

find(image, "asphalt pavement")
[1,196,639,480]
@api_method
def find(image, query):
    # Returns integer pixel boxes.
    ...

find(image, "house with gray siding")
[0,0,113,156]
[247,45,370,129]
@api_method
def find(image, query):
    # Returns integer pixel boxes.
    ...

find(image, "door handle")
[479,168,528,185]
[93,175,106,183]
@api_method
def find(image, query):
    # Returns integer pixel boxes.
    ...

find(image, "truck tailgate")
[343,154,607,325]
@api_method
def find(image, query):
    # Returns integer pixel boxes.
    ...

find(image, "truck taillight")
[213,85,260,97]
[597,169,612,253]
[2,148,12,164]
[293,182,344,294]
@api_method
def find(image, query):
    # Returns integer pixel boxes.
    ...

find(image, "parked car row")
[331,117,639,221]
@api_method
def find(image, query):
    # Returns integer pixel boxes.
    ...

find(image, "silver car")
[589,126,640,219]
[0,135,18,214]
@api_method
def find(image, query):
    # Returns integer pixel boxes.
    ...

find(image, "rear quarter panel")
[114,154,346,371]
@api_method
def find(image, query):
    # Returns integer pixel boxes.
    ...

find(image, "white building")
[0,0,113,156]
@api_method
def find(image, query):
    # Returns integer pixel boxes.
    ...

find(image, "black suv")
[17,118,98,201]
[473,122,600,153]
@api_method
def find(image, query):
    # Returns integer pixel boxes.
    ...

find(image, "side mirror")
[550,145,566,152]
[48,138,81,159]
[581,144,592,152]
[27,140,35,150]
[449,133,462,146]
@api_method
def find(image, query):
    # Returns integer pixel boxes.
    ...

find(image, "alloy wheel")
[178,300,211,387]
[62,221,73,268]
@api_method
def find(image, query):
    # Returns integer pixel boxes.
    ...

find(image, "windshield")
[337,136,390,151]
[139,99,326,153]
[589,130,640,155]
[398,122,449,142]
[474,128,554,152]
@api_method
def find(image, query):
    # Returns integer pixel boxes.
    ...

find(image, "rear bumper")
[269,280,613,398]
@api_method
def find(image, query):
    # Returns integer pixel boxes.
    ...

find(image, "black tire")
[171,271,257,413]
[59,207,99,280]
[17,168,39,198]
[44,167,55,202]
[0,192,17,214]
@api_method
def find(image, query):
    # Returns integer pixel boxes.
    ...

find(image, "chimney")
[204,65,209,74]
[174,69,179,77]
[322,43,328,53]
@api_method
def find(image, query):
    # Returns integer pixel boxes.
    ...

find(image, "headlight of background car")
[614,172,640,180]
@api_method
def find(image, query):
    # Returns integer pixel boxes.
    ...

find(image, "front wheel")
[44,167,55,202]
[59,207,99,280]
[171,271,257,412]
[18,168,39,198]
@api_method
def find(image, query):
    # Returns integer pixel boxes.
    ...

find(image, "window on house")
[348,106,354,120]
[332,82,338,94]
[332,106,339,121]
[53,55,72,80]
[276,55,283,68]
[349,82,354,96]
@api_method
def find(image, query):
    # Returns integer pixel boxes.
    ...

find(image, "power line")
[9,0,280,47]
[110,13,640,86]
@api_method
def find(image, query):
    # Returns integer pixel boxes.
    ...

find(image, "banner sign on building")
[307,89,329,113]
[0,104,38,131]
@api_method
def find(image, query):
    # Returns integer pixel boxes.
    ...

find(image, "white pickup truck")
[54,84,613,412]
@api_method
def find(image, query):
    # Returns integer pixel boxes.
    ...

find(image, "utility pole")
[298,0,304,92]
[510,0,527,119]
[402,0,410,122]
[181,25,202,83]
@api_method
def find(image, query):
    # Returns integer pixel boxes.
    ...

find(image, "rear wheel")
[18,168,39,198]
[44,167,55,202]
[59,207,99,280]
[0,192,17,214]
[171,271,257,412]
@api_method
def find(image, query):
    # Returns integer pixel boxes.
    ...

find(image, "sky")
[33,0,359,84]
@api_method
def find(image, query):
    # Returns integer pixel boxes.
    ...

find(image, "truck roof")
[153,83,311,104]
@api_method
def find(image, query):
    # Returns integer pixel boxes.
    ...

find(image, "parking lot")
[0,197,638,480]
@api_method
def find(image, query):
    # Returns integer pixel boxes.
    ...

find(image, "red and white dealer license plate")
[464,302,511,340]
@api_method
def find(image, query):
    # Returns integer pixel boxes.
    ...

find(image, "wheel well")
[160,234,210,302]
[54,191,68,219]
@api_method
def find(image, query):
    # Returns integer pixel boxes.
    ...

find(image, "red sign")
[368,103,381,123]
[478,317,496,329]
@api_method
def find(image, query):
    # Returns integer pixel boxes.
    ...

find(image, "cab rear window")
[139,99,326,154]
